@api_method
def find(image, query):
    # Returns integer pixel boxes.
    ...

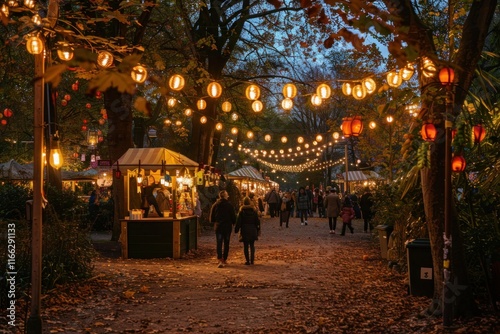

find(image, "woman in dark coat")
[235,197,261,265]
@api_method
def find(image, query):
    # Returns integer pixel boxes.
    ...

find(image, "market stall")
[113,148,199,259]
[227,165,270,198]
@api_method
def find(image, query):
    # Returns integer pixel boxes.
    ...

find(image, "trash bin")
[375,225,393,259]
[406,238,434,297]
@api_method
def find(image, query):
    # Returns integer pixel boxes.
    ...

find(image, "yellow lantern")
[422,57,437,78]
[352,84,367,100]
[281,136,288,143]
[175,120,182,126]
[231,127,238,135]
[341,82,352,96]
[282,83,297,98]
[252,100,263,112]
[167,97,177,107]
[310,94,322,106]
[26,35,44,55]
[184,108,193,116]
[297,136,304,144]
[197,99,206,110]
[246,131,254,139]
[245,84,260,100]
[207,82,222,98]
[131,65,147,83]
[332,132,340,140]
[169,74,185,91]
[221,101,232,112]
[386,69,402,87]
[401,64,415,81]
[363,78,376,94]
[281,98,293,111]
[264,134,272,142]
[215,122,223,131]
[97,51,114,68]
[316,134,323,142]
[231,112,239,121]
[316,83,332,99]
[200,116,207,124]
[57,44,74,61]
[369,121,377,129]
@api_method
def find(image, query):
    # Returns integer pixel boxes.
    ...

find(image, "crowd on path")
[208,186,374,268]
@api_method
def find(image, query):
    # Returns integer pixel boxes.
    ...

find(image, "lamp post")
[386,115,394,182]
[439,66,455,327]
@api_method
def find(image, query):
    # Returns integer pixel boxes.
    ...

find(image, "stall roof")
[227,166,266,182]
[114,148,198,170]
[340,170,383,181]
[0,159,32,180]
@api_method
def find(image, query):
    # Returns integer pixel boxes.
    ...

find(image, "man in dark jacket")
[210,190,236,268]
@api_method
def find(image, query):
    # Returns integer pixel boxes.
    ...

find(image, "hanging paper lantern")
[352,84,367,100]
[221,101,232,112]
[451,155,466,172]
[281,98,293,111]
[350,116,363,136]
[231,112,239,121]
[200,116,207,124]
[341,82,352,96]
[3,108,13,117]
[26,35,43,54]
[245,84,260,100]
[316,83,331,99]
[472,124,486,143]
[231,127,238,135]
[422,57,437,78]
[363,78,376,94]
[207,82,222,98]
[310,94,322,106]
[215,122,223,131]
[386,69,402,87]
[97,51,114,68]
[197,99,207,110]
[264,134,272,142]
[421,123,437,142]
[282,83,297,98]
[297,136,304,144]
[246,131,254,139]
[281,136,288,143]
[184,108,193,116]
[57,43,74,61]
[439,67,455,86]
[315,134,323,142]
[167,97,177,107]
[131,65,147,83]
[252,100,263,112]
[401,64,415,81]
[169,74,185,91]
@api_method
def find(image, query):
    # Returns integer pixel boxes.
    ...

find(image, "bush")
[0,182,32,219]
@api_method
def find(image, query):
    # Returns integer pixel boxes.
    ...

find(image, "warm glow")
[207,82,222,98]
[231,112,239,121]
[167,97,177,107]
[332,132,340,140]
[169,74,185,91]
[184,108,193,116]
[282,83,297,98]
[97,51,114,68]
[351,116,363,136]
[221,101,232,112]
[231,127,238,135]
[473,124,486,143]
[369,121,377,129]
[386,115,394,123]
[131,65,147,83]
[439,67,455,86]
[246,131,254,139]
[422,57,437,78]
[281,136,288,143]
[352,84,366,100]
[363,78,376,94]
[1,4,9,17]
[197,99,206,110]
[297,136,304,144]
[215,122,223,131]
[281,98,293,111]
[386,70,402,87]
[421,123,437,142]
[264,134,272,142]
[451,155,466,172]
[316,84,332,99]
[50,148,63,169]
[245,84,261,100]
[310,94,322,106]
[401,64,415,81]
[252,100,263,112]
[26,35,44,55]
[200,116,207,124]
[341,82,352,96]
[57,44,74,61]
[315,134,323,142]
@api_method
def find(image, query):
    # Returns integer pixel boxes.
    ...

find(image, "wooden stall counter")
[120,216,197,259]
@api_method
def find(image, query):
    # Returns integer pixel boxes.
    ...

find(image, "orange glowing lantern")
[421,123,437,142]
[472,124,486,143]
[451,155,466,172]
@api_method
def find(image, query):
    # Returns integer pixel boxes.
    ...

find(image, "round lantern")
[281,98,293,111]
[350,116,363,136]
[316,83,331,99]
[167,97,177,107]
[401,64,415,81]
[184,108,193,116]
[264,134,272,142]
[246,131,254,139]
[332,132,340,140]
[26,35,44,54]
[231,127,238,135]
[221,101,232,112]
[439,67,455,86]
[473,124,486,143]
[207,82,222,98]
[422,57,437,78]
[57,44,74,61]
[386,69,402,88]
[231,112,239,121]
[97,51,114,68]
[3,108,13,117]
[215,122,223,131]
[131,65,147,83]
[168,74,185,91]
[282,83,297,98]
[310,94,322,106]
[315,134,323,142]
[352,84,367,100]
[369,121,377,129]
[252,100,263,112]
[341,82,352,96]
[362,78,376,94]
[245,84,260,100]
[297,136,304,144]
[197,99,206,110]
[421,123,437,142]
[451,155,466,172]
[281,136,288,143]
[200,116,207,124]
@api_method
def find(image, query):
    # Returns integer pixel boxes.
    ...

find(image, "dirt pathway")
[7,216,499,333]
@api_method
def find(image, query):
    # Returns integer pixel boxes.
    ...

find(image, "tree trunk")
[104,87,133,241]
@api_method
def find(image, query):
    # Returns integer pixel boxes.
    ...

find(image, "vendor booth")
[227,165,269,198]
[113,148,199,259]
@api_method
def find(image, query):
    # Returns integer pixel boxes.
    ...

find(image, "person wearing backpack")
[234,197,261,265]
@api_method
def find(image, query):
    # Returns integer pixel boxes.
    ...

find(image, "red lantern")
[1,119,7,125]
[451,155,466,172]
[86,103,91,109]
[350,116,363,136]
[72,81,79,91]
[3,108,13,117]
[61,99,68,106]
[341,117,353,138]
[451,128,457,140]
[95,91,102,99]
[473,124,486,143]
[439,67,455,86]
[421,123,437,142]
[81,125,87,131]
[64,94,71,101]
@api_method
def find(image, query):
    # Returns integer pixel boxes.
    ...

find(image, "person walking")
[305,186,313,217]
[210,190,237,268]
[360,188,374,232]
[279,192,293,228]
[264,188,280,218]
[296,187,310,225]
[317,189,325,218]
[324,187,342,234]
[350,191,362,219]
[234,197,261,265]
[340,197,355,236]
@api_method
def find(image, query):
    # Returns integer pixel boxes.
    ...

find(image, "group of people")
[208,186,374,268]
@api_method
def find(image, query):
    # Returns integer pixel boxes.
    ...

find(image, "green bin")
[406,238,434,297]
[375,225,393,259]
